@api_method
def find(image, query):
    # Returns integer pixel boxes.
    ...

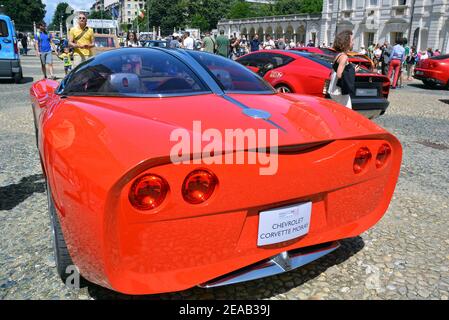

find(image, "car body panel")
[30,49,402,294]
[0,14,21,79]
[414,54,449,86]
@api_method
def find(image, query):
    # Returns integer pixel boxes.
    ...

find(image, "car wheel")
[46,182,74,283]
[422,79,436,88]
[13,70,23,84]
[276,85,293,93]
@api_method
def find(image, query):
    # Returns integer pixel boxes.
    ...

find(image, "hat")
[173,32,179,37]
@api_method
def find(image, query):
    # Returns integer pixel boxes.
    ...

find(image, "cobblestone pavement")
[1,51,448,300]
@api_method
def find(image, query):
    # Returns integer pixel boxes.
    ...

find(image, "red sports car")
[414,54,449,89]
[237,50,390,119]
[30,48,402,295]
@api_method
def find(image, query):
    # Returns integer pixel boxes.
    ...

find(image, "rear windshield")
[0,20,9,37]
[61,49,209,96]
[289,51,334,68]
[187,51,275,93]
[288,51,373,74]
[431,54,449,60]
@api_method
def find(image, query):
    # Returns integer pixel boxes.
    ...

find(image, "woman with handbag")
[328,30,359,109]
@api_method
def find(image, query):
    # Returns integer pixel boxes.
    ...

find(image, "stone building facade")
[217,0,449,52]
[217,13,322,45]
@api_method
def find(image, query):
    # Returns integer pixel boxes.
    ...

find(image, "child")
[58,47,72,75]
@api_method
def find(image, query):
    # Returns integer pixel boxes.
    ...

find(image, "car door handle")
[3,39,11,43]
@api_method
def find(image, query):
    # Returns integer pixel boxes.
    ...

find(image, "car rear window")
[61,48,210,96]
[431,54,449,60]
[0,20,9,37]
[289,51,334,68]
[188,51,275,93]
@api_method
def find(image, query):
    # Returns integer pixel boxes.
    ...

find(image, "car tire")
[275,84,293,93]
[13,69,23,84]
[46,182,74,283]
[422,79,436,88]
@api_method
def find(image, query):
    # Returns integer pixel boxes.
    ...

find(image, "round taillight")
[182,169,218,204]
[129,174,169,210]
[353,147,372,174]
[376,144,392,169]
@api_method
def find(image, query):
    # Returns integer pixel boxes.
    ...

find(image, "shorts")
[64,65,72,72]
[40,52,53,65]
[73,54,93,68]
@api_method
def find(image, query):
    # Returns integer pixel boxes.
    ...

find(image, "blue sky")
[43,0,95,24]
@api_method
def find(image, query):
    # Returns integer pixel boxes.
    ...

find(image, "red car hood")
[58,93,387,160]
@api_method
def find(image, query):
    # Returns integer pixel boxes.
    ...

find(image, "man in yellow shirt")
[69,13,95,68]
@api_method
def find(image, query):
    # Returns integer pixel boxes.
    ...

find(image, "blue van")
[0,13,23,83]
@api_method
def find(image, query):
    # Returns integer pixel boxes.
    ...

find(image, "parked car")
[0,13,23,83]
[292,47,375,71]
[93,34,120,53]
[30,48,402,295]
[237,50,390,119]
[143,40,169,48]
[414,54,449,89]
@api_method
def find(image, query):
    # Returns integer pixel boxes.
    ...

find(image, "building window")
[391,32,404,44]
[345,0,353,10]
[364,32,375,47]
[397,0,407,5]
[368,0,378,6]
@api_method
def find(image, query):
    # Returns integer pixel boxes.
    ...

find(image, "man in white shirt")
[263,35,275,50]
[183,32,194,50]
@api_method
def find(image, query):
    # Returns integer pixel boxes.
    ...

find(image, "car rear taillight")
[182,169,218,204]
[376,144,392,169]
[129,174,169,210]
[323,79,330,96]
[14,40,18,54]
[353,147,372,174]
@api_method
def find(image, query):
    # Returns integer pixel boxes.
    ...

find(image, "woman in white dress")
[125,32,141,47]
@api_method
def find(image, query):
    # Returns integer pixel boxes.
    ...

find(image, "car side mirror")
[263,63,274,71]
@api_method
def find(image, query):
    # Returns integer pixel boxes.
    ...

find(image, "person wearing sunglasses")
[69,13,95,68]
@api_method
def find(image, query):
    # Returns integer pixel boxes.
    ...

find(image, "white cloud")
[43,0,95,23]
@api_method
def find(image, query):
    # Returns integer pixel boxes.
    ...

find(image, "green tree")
[1,0,46,31]
[49,2,70,32]
[300,0,323,13]
[274,0,302,15]
[227,0,252,19]
[89,10,113,20]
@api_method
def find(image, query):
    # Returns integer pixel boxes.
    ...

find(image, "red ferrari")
[414,54,449,89]
[237,50,390,119]
[30,48,402,295]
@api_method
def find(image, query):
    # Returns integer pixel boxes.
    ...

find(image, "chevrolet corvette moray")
[30,48,402,295]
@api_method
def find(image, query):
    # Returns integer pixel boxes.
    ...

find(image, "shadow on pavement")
[84,236,365,300]
[0,174,46,210]
[407,83,448,91]
[0,77,34,85]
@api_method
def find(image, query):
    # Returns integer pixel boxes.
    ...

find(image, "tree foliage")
[131,0,323,34]
[49,2,70,32]
[89,10,113,20]
[0,0,45,31]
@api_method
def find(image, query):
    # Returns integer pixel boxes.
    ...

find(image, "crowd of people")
[166,30,318,59]
[360,40,443,87]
